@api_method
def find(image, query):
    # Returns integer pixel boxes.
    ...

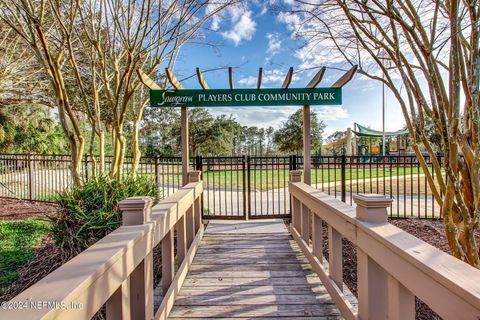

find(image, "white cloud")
[208,106,299,129]
[276,11,301,32]
[266,33,282,57]
[207,3,257,46]
[238,76,257,86]
[313,106,349,121]
[263,69,286,85]
[207,105,348,130]
[237,70,283,88]
[221,11,256,46]
[237,69,300,88]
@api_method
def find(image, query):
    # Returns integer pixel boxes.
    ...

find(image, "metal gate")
[199,155,294,219]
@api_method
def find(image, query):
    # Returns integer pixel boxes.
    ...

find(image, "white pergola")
[139,66,357,186]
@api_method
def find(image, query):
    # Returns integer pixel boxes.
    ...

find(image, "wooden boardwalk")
[168,220,343,319]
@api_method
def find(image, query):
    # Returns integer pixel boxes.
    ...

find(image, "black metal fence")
[0,154,444,219]
[0,154,184,202]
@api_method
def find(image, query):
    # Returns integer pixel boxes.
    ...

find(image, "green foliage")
[141,106,327,156]
[0,106,67,154]
[0,220,51,300]
[273,109,326,153]
[49,175,159,255]
[141,108,180,157]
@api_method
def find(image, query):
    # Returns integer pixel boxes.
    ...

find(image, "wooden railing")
[0,171,203,320]
[288,170,480,320]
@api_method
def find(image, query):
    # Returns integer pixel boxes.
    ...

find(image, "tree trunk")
[131,117,141,179]
[98,129,105,175]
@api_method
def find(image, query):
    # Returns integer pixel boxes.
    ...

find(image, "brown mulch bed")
[0,198,57,220]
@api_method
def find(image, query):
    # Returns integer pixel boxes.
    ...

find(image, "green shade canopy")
[353,123,408,137]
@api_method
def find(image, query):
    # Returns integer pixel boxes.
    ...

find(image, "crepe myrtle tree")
[0,0,94,185]
[78,0,238,179]
[285,0,480,266]
[0,0,238,182]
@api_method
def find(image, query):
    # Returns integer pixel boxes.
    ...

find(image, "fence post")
[84,154,89,181]
[155,156,160,193]
[353,194,413,320]
[28,154,35,200]
[341,154,346,203]
[113,197,154,320]
[242,155,247,217]
[195,155,202,172]
[292,155,297,171]
[247,155,251,217]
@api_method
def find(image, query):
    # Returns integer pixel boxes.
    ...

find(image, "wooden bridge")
[2,170,480,320]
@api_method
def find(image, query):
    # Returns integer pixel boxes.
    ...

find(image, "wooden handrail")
[288,170,480,320]
[1,171,204,320]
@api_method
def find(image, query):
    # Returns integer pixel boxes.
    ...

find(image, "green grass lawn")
[201,167,434,191]
[0,219,51,300]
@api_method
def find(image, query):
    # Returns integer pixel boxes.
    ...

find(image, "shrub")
[49,175,159,255]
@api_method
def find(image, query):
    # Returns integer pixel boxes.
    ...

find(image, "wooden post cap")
[188,170,201,182]
[290,170,302,182]
[353,193,392,223]
[118,196,153,226]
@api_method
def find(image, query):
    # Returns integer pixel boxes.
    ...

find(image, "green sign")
[150,88,342,107]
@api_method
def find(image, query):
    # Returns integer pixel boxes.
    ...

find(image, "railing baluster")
[312,214,323,262]
[185,206,195,247]
[176,215,187,265]
[289,171,302,231]
[188,171,202,233]
[106,279,131,320]
[301,204,310,243]
[328,226,342,289]
[162,229,175,295]
[387,274,415,320]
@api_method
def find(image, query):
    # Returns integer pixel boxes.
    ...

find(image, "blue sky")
[171,1,406,138]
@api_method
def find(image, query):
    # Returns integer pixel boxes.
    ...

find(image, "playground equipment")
[323,123,409,162]
[353,123,409,156]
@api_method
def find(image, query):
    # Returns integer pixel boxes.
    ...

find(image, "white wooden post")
[181,107,189,186]
[116,197,154,320]
[353,194,411,320]
[346,127,352,155]
[303,105,311,185]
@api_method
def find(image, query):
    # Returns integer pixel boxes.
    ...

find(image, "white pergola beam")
[196,68,209,89]
[282,67,294,89]
[331,65,358,88]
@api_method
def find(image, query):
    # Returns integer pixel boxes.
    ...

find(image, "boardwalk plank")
[174,293,335,306]
[169,304,341,318]
[167,221,342,319]
[182,276,320,287]
[188,263,312,272]
[177,285,328,296]
[187,270,313,278]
